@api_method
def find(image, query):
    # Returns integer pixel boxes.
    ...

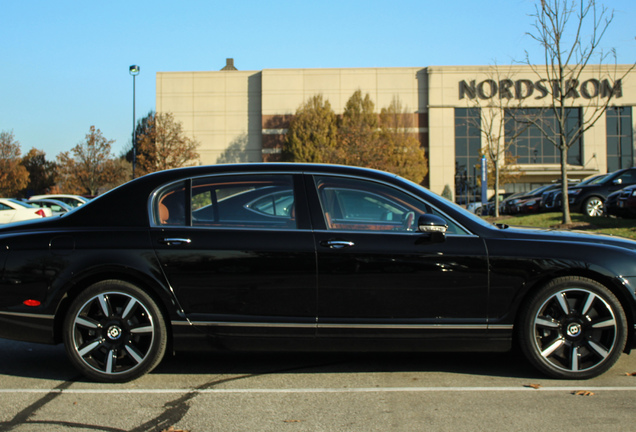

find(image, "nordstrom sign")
[459,78,622,100]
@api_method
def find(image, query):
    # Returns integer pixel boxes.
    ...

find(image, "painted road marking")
[0,386,635,394]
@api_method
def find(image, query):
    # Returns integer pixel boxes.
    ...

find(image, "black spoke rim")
[72,292,155,376]
[532,288,617,373]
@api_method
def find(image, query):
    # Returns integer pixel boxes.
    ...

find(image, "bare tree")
[462,65,527,216]
[524,0,634,223]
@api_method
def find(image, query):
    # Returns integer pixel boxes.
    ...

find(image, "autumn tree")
[338,90,381,166]
[57,126,125,196]
[21,148,57,196]
[134,112,200,176]
[283,92,429,183]
[378,96,428,183]
[524,0,634,223]
[282,94,339,163]
[0,130,29,196]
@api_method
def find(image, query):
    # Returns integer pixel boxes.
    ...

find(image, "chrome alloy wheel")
[532,288,618,374]
[584,197,604,217]
[70,291,156,377]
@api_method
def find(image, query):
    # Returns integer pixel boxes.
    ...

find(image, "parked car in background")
[0,198,52,224]
[499,184,560,215]
[29,194,90,208]
[605,184,636,219]
[541,174,607,213]
[604,189,624,218]
[26,198,74,216]
[568,168,636,217]
[467,193,511,215]
[475,193,513,216]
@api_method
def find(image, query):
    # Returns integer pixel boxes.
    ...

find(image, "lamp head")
[129,65,140,76]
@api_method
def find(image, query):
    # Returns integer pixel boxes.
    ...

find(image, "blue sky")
[1,0,634,158]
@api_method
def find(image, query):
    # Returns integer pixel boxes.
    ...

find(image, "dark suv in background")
[568,168,636,216]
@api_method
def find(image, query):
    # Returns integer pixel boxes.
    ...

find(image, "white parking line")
[0,386,635,394]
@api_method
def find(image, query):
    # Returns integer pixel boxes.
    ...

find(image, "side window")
[616,170,636,185]
[314,176,429,232]
[314,176,468,235]
[155,181,187,226]
[191,174,296,229]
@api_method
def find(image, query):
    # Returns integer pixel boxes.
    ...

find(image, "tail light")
[35,209,47,218]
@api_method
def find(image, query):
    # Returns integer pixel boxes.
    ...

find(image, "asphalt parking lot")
[1,338,635,432]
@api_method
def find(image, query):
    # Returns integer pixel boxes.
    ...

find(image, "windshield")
[7,199,34,208]
[581,174,607,186]
[400,177,497,230]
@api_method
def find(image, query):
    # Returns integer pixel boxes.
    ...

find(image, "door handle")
[321,240,354,249]
[160,238,192,246]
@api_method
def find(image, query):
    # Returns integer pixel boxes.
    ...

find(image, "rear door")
[150,173,317,338]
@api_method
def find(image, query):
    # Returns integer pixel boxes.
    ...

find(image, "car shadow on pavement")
[153,350,543,380]
[0,338,543,382]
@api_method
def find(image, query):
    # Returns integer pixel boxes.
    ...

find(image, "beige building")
[156,60,635,202]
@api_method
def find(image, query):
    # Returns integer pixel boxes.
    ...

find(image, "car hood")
[498,225,636,251]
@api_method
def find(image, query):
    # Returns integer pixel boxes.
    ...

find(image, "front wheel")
[519,277,627,379]
[584,196,604,217]
[63,280,168,383]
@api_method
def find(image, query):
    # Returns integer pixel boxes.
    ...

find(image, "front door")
[308,175,489,342]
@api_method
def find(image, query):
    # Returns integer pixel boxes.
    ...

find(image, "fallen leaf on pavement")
[572,390,595,396]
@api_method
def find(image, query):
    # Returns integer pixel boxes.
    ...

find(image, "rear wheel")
[519,276,627,379]
[63,280,167,383]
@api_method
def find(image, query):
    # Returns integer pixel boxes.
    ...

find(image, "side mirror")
[417,214,448,234]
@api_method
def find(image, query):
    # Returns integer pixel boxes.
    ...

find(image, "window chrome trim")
[307,171,473,236]
[148,171,302,229]
[147,169,474,235]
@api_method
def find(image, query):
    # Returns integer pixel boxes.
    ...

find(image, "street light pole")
[129,65,140,178]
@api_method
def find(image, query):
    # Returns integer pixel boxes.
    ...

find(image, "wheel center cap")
[566,323,582,337]
[107,325,122,340]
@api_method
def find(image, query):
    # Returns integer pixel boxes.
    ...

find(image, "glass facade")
[454,108,482,205]
[504,108,582,165]
[606,107,633,172]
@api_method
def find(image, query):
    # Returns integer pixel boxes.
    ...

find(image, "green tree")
[0,130,29,196]
[57,126,124,196]
[135,112,200,175]
[21,148,57,196]
[282,94,339,163]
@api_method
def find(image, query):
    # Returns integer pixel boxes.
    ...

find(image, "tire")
[583,196,604,217]
[519,276,627,380]
[63,280,168,383]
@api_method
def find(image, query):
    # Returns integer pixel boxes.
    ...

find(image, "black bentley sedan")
[0,163,635,382]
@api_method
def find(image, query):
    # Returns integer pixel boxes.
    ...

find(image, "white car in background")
[0,198,52,224]
[28,194,90,208]
[26,198,74,216]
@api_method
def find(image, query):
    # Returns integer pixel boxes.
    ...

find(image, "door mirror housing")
[416,214,448,244]
[417,214,448,234]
